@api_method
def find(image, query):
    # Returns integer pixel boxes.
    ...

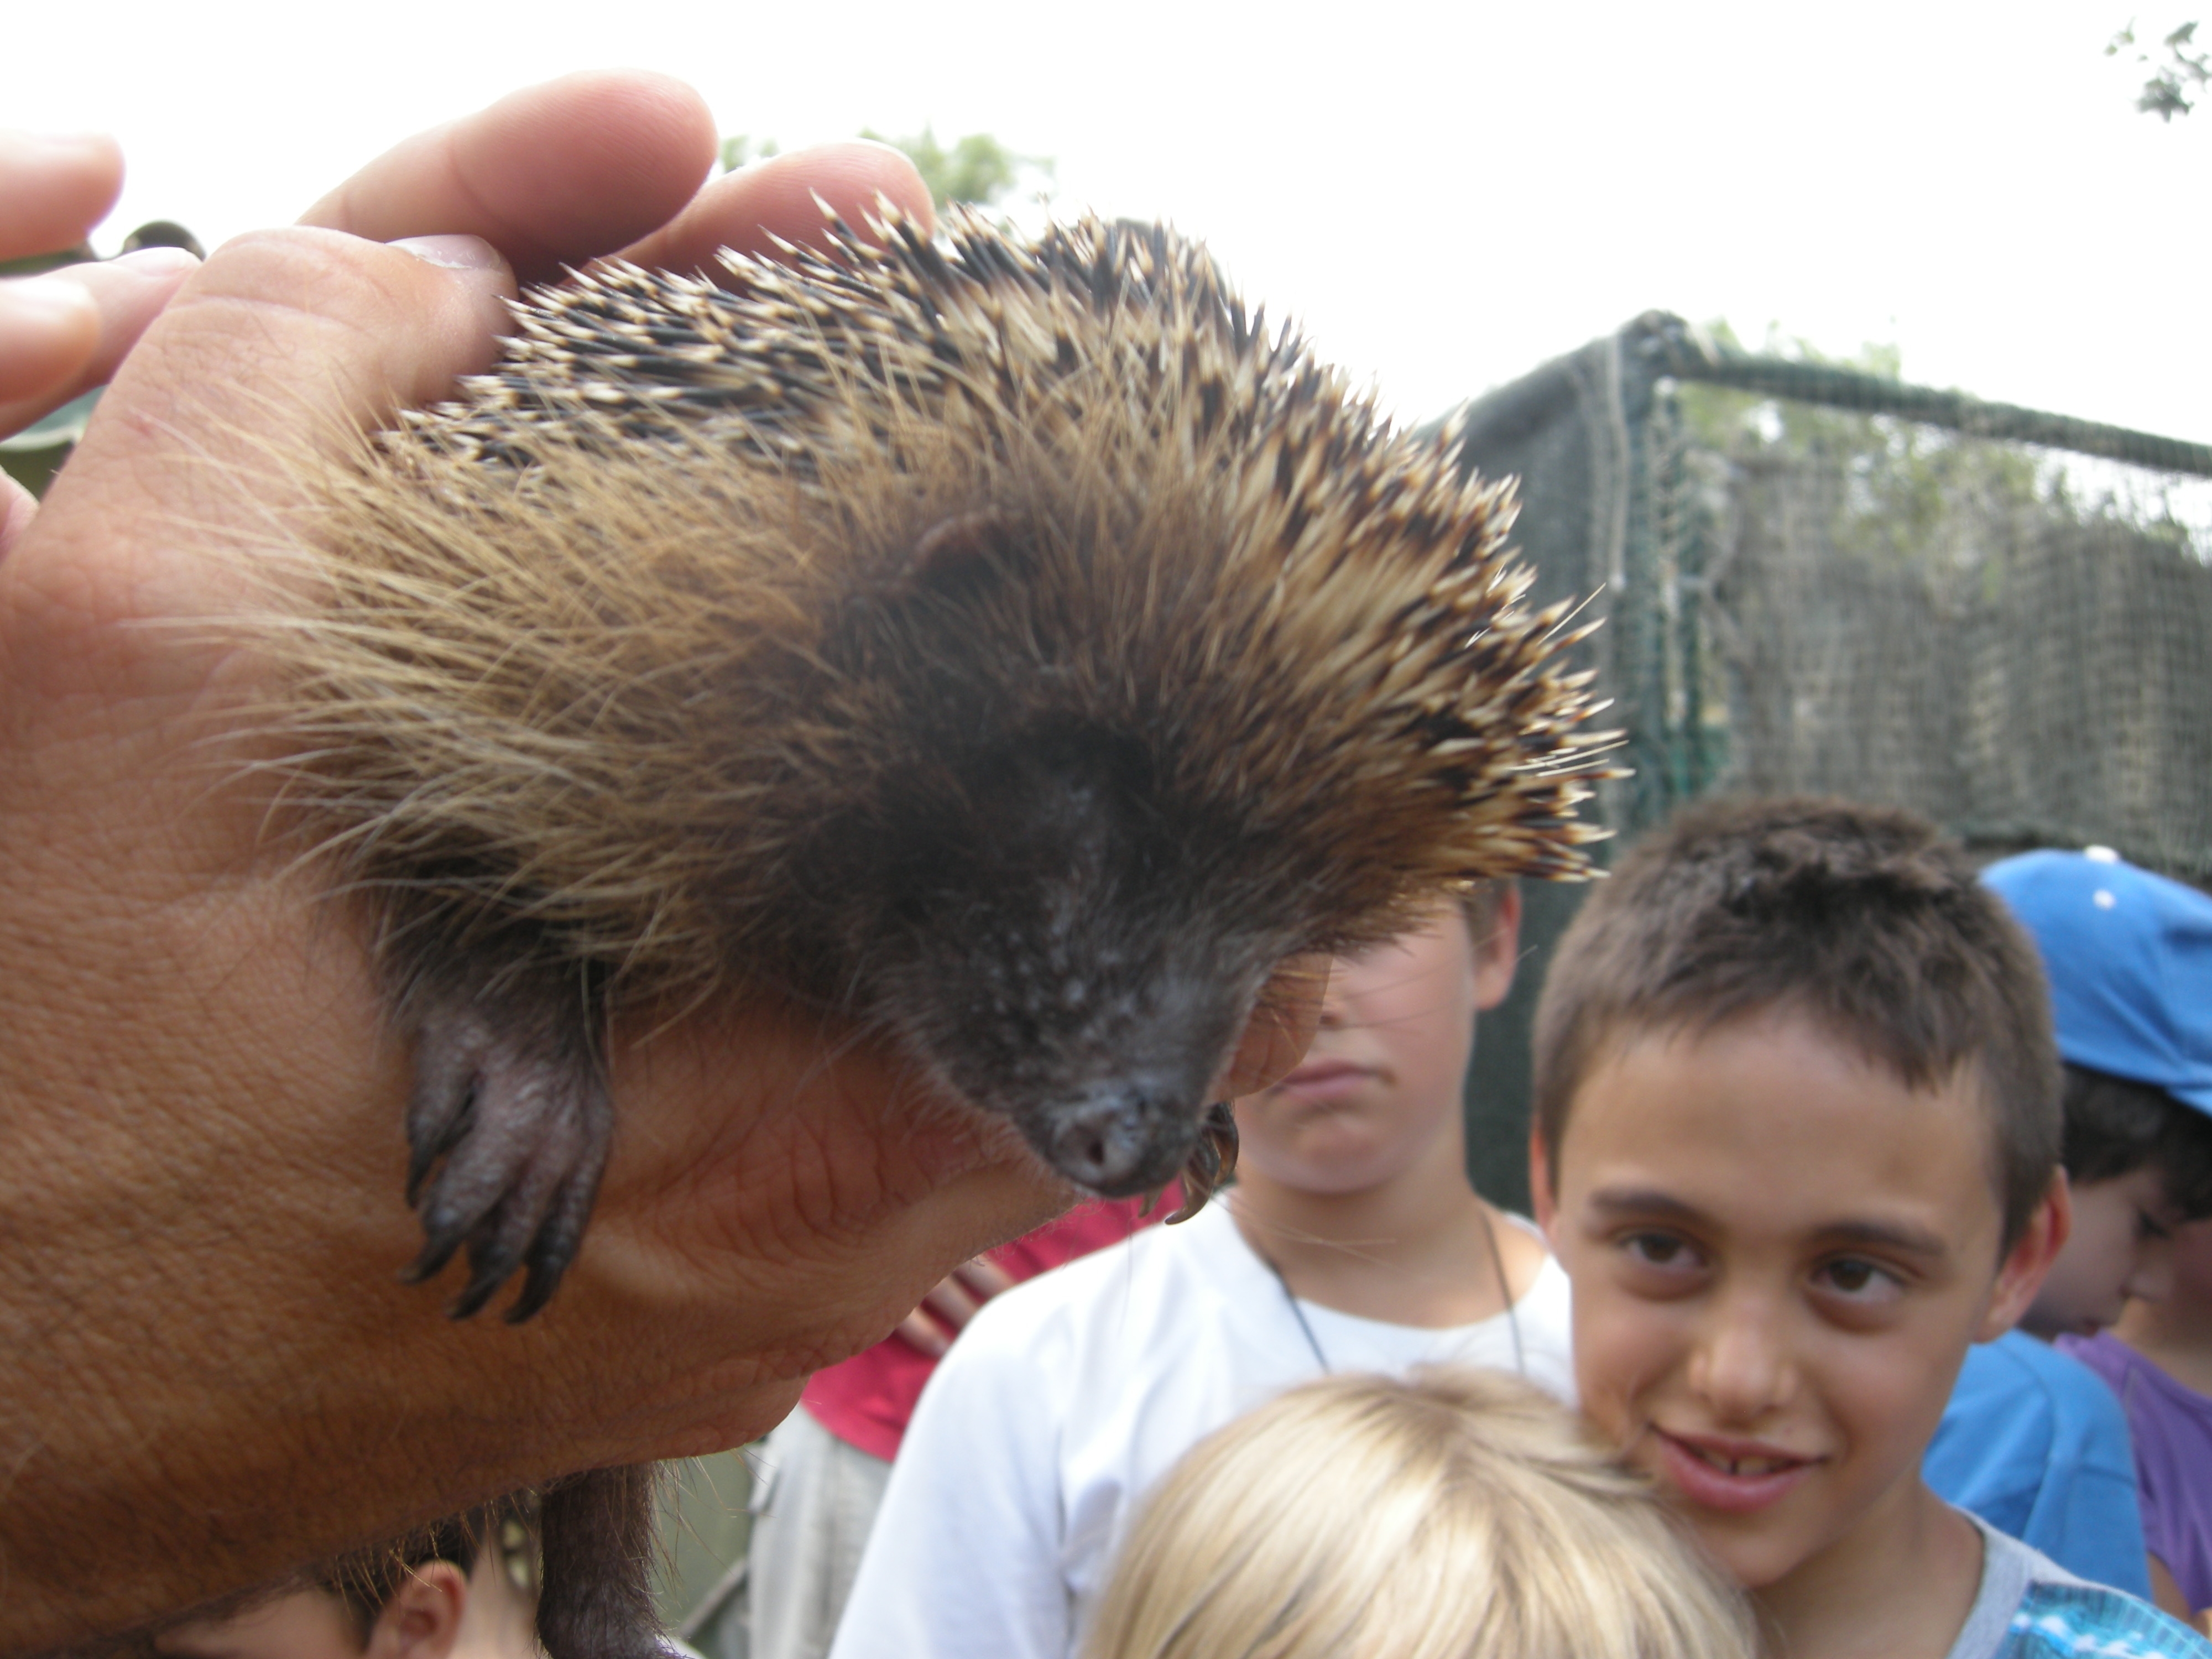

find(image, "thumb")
[1220,954,1330,1099]
[3,226,515,717]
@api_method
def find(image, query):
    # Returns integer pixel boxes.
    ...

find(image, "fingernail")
[0,275,97,326]
[391,234,504,272]
[108,246,201,278]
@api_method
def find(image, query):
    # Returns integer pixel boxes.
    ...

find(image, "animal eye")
[1813,1256,1901,1304]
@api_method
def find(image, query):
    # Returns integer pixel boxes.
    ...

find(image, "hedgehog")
[252,208,1613,1658]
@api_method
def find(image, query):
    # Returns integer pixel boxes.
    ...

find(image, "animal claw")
[1168,1100,1239,1223]
[401,1220,467,1289]
[399,989,611,1321]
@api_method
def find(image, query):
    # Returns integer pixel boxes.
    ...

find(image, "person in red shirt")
[747,1198,1169,1659]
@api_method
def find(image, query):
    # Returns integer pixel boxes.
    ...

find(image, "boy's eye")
[2139,1211,2174,1243]
[1812,1256,1901,1303]
[1620,1230,1701,1271]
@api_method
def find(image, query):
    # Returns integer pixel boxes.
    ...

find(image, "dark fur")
[539,1468,665,1659]
[254,212,1616,1656]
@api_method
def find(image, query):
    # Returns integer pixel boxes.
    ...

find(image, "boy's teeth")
[1689,1444,1791,1477]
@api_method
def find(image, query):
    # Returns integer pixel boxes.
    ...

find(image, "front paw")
[402,997,612,1322]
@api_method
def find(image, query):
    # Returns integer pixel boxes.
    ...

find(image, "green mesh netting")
[1448,314,2212,1207]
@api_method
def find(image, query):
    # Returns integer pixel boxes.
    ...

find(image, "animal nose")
[1044,1085,1201,1196]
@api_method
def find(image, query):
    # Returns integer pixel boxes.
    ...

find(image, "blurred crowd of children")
[169,800,2212,1659]
[733,801,2212,1659]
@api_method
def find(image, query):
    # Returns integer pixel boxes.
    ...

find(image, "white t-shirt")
[828,1198,1575,1659]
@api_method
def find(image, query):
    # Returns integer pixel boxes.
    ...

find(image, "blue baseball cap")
[1981,848,2212,1117]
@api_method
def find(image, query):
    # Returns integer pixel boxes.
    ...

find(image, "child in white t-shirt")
[828,889,1574,1659]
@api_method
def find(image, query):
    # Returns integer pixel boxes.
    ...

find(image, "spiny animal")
[258,208,1613,1658]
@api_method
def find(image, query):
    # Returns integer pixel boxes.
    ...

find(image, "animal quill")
[257,210,1614,1656]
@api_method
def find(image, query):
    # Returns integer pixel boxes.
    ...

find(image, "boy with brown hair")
[1529,797,2211,1659]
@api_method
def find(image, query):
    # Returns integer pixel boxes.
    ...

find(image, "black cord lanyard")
[1479,1201,1528,1376]
[1256,1244,1335,1373]
[1246,1203,1527,1378]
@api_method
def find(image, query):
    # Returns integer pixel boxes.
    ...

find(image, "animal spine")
[257,209,1613,1656]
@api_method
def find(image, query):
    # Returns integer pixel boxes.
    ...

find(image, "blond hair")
[1082,1368,1753,1659]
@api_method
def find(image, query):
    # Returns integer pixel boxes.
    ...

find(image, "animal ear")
[907,509,1020,595]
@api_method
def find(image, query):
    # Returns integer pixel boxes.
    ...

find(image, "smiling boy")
[1530,799,2211,1659]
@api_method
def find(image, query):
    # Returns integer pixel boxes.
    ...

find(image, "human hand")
[0,72,1323,1650]
[896,1256,1022,1358]
[0,71,970,1652]
[0,129,200,546]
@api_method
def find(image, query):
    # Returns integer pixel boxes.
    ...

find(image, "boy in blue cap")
[1928,847,2212,1608]
[1985,848,2212,1624]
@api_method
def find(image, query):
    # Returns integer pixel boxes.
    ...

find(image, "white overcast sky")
[14,1,2210,444]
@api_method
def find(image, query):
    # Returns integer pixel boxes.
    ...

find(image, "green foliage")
[0,245,93,278]
[1672,325,2067,569]
[2108,19,2208,119]
[716,127,1051,210]
[0,447,58,499]
[719,134,781,173]
[858,127,1052,210]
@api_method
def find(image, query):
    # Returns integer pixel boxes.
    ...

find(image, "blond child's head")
[1082,1367,1752,1659]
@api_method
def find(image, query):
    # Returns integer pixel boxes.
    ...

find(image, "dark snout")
[1034,1081,1205,1196]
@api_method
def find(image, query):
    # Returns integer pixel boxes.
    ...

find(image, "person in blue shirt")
[1928,1324,2156,1595]
[1927,848,2212,1604]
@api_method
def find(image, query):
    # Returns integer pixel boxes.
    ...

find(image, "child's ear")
[1979,1170,2073,1341]
[366,1562,468,1659]
[1470,884,1524,1013]
[1528,1125,1557,1236]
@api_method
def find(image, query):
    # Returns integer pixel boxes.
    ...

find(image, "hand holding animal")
[0,75,1107,1656]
